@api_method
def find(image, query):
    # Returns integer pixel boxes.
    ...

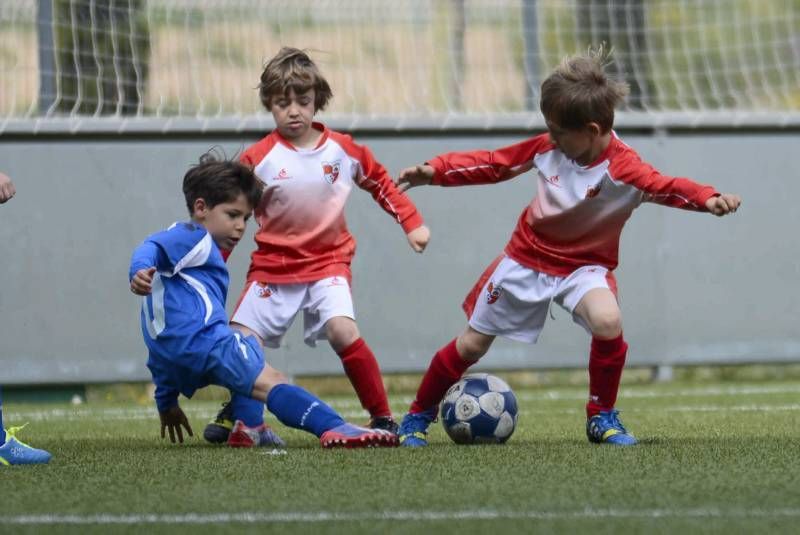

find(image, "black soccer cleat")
[368,415,399,435]
[203,401,235,444]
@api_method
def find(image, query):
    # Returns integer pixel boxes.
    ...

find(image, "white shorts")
[230,276,355,348]
[463,255,618,344]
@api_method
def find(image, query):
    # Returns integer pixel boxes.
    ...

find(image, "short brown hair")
[258,47,333,112]
[540,45,629,133]
[182,150,263,215]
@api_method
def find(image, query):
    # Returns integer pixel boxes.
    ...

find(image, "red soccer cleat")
[319,423,398,449]
[227,420,285,448]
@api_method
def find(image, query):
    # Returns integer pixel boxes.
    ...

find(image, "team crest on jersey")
[585,182,602,198]
[255,282,275,298]
[486,281,502,304]
[322,160,341,184]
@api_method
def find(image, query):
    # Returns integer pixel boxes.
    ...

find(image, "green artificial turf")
[2,380,799,534]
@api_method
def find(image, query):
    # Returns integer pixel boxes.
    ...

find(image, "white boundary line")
[5,383,800,422]
[3,508,800,525]
[6,403,800,423]
[515,384,800,402]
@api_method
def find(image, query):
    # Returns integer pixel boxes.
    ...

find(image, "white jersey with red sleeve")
[240,122,423,284]
[429,132,719,276]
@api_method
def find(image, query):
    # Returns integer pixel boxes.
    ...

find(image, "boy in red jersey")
[394,47,741,447]
[205,48,430,442]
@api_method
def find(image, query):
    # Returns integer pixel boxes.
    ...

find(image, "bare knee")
[326,316,360,352]
[456,326,495,362]
[250,365,288,402]
[588,309,622,339]
[574,288,623,339]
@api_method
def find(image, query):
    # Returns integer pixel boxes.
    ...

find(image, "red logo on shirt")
[255,282,275,298]
[273,168,292,181]
[486,281,502,304]
[322,161,341,184]
[544,174,561,187]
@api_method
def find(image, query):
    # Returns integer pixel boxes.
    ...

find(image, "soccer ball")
[440,373,518,444]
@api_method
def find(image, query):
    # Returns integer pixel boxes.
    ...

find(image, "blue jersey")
[130,222,235,407]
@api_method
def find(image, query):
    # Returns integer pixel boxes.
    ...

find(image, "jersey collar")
[273,122,330,152]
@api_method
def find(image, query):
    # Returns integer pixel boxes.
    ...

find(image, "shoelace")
[5,423,30,445]
[606,410,627,433]
[405,413,434,432]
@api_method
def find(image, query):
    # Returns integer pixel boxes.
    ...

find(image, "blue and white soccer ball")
[440,373,518,444]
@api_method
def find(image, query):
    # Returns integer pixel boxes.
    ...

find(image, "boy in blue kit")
[129,154,397,448]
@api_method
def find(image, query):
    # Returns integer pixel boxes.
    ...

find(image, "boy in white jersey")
[0,172,51,465]
[129,155,397,449]
[205,47,430,441]
[394,46,742,447]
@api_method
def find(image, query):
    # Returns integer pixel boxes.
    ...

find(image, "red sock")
[410,339,474,414]
[586,334,628,418]
[337,338,391,418]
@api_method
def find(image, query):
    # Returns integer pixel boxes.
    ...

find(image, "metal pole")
[522,0,539,111]
[37,0,57,114]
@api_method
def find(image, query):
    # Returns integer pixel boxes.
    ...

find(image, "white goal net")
[2,0,799,133]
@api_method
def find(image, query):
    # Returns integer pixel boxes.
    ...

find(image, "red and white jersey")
[429,132,719,276]
[241,122,423,284]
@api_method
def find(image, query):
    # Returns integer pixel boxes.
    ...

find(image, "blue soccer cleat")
[398,409,436,448]
[227,420,286,448]
[0,426,52,466]
[320,423,398,449]
[586,409,638,446]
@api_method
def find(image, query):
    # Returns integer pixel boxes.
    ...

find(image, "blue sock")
[266,384,345,437]
[229,393,264,427]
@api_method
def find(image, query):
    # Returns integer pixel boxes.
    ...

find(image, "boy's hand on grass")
[407,225,431,253]
[395,165,434,192]
[706,193,741,216]
[130,267,157,295]
[159,405,194,444]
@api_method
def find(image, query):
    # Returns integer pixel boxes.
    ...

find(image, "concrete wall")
[1,130,798,384]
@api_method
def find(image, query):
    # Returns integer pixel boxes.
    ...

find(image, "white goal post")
[1,0,799,134]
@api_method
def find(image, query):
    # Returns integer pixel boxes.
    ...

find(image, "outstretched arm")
[609,151,734,213]
[705,193,741,216]
[404,134,551,188]
[395,165,435,192]
[406,225,431,253]
[0,172,16,204]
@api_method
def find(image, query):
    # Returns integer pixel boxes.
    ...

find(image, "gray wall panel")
[0,131,797,384]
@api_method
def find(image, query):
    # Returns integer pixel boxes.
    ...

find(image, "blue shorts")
[205,332,265,397]
[147,332,265,404]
